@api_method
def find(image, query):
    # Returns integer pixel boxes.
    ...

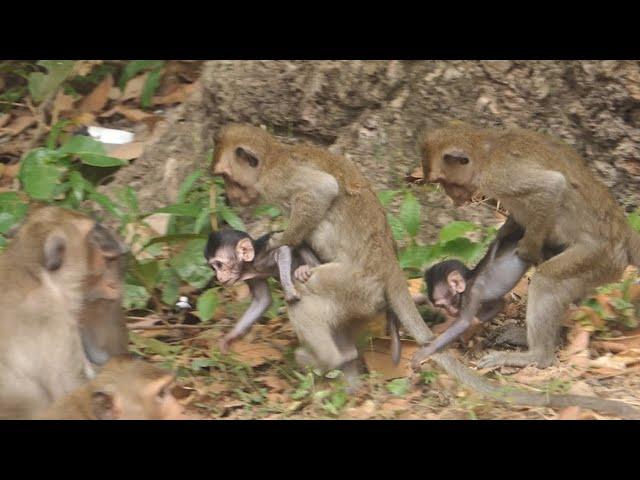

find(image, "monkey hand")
[516,237,544,265]
[267,232,285,252]
[283,287,301,304]
[410,344,437,370]
[294,265,314,283]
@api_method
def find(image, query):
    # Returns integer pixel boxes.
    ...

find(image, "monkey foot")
[284,291,301,304]
[476,351,555,369]
[410,343,440,370]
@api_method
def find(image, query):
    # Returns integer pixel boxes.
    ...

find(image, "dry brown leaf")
[152,83,196,105]
[78,74,113,113]
[381,398,410,413]
[121,73,149,102]
[362,338,418,379]
[1,115,36,136]
[229,340,283,367]
[511,275,530,299]
[0,114,11,128]
[589,354,627,371]
[1,162,19,180]
[100,105,159,123]
[556,406,582,420]
[72,60,103,77]
[562,322,591,358]
[51,90,76,125]
[71,112,96,127]
[345,399,377,419]
[142,213,171,236]
[107,141,144,160]
[407,277,425,296]
[257,375,289,393]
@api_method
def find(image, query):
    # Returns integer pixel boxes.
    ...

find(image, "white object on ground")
[176,296,191,309]
[87,126,134,145]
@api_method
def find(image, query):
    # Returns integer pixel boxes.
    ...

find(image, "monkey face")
[430,269,467,317]
[213,145,262,206]
[207,243,252,286]
[420,131,478,206]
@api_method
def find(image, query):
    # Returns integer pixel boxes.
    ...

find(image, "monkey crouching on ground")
[0,206,127,419]
[35,356,186,420]
[204,228,402,363]
[420,123,640,371]
[211,123,640,417]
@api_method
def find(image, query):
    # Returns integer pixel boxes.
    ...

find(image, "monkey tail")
[385,265,640,418]
[628,230,640,267]
[429,353,640,418]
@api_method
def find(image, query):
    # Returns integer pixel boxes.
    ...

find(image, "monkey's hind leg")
[477,246,623,369]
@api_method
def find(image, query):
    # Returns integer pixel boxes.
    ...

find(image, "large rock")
[108,60,640,242]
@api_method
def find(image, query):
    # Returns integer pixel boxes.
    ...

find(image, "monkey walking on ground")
[411,221,565,366]
[211,123,640,417]
[204,228,403,364]
[35,355,186,420]
[0,206,128,419]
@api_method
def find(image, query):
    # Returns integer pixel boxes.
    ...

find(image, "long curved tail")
[385,265,640,419]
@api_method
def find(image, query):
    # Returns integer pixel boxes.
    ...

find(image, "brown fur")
[35,356,185,420]
[420,123,639,370]
[0,206,126,419]
[210,124,640,417]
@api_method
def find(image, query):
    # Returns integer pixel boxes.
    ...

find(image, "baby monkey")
[204,229,321,353]
[412,221,563,368]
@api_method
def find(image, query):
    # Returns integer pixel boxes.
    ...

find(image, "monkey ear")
[43,232,66,271]
[235,237,255,262]
[91,391,118,420]
[447,270,467,294]
[235,147,260,168]
[443,151,470,166]
[90,223,128,259]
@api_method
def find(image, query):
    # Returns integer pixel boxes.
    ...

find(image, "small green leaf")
[19,148,67,200]
[387,213,406,242]
[438,221,479,243]
[141,68,163,108]
[144,233,208,247]
[123,283,150,310]
[159,268,181,306]
[377,189,399,208]
[172,239,214,288]
[119,60,164,90]
[399,244,439,270]
[194,207,212,234]
[88,192,126,220]
[253,204,282,219]
[47,119,74,149]
[154,203,202,217]
[28,60,75,103]
[78,153,128,168]
[399,191,421,238]
[440,237,485,264]
[197,288,219,322]
[219,205,246,230]
[191,358,217,371]
[131,259,160,292]
[629,210,640,232]
[59,135,107,155]
[386,377,411,396]
[177,171,203,203]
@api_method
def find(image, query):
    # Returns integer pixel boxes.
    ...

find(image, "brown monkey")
[210,124,640,418]
[205,229,403,364]
[0,206,127,419]
[420,123,640,370]
[79,252,129,366]
[35,355,185,420]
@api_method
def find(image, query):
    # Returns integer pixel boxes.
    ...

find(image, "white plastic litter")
[176,296,191,309]
[87,126,134,145]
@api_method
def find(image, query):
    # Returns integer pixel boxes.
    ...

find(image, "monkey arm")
[221,279,272,349]
[297,245,322,268]
[267,172,339,250]
[273,246,300,303]
[482,167,566,264]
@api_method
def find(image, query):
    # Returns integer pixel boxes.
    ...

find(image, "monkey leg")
[478,245,624,369]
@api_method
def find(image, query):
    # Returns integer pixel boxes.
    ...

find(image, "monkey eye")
[235,147,259,168]
[213,261,222,269]
[443,153,470,165]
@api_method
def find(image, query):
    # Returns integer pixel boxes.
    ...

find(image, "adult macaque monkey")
[35,356,185,420]
[210,124,640,417]
[0,206,127,419]
[79,252,129,366]
[205,228,403,363]
[420,122,640,371]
